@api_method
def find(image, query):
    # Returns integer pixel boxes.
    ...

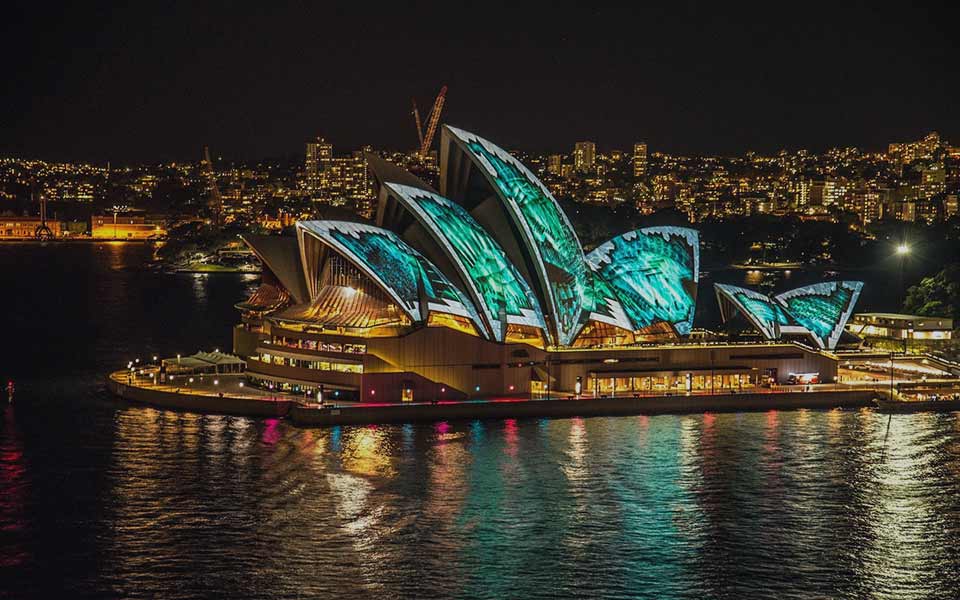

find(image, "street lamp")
[896,242,911,350]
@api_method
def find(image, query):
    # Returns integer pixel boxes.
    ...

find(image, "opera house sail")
[715,281,864,350]
[383,183,546,342]
[231,124,861,402]
[586,227,700,337]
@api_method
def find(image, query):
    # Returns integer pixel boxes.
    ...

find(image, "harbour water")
[2,243,959,599]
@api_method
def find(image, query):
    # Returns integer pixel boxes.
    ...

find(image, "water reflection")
[8,404,960,599]
[0,406,29,570]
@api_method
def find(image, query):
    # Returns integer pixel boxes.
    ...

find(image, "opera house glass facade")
[233,125,857,402]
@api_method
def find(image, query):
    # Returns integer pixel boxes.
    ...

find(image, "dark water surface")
[2,243,960,599]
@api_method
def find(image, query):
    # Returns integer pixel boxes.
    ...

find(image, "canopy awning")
[162,351,246,374]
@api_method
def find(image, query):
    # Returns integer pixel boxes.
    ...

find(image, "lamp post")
[889,351,895,400]
[896,243,911,353]
[896,242,910,305]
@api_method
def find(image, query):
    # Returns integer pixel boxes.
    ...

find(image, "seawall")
[106,375,293,417]
[289,389,880,427]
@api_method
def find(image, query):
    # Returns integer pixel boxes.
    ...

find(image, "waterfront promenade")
[108,368,888,426]
[107,371,296,417]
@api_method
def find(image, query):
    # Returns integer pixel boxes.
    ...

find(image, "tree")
[903,264,960,317]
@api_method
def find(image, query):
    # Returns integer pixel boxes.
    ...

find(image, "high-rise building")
[945,194,959,219]
[573,141,596,172]
[888,132,942,165]
[920,166,946,198]
[632,143,647,178]
[305,137,333,190]
[823,179,850,208]
[547,154,563,176]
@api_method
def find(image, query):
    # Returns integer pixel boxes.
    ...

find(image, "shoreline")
[106,371,885,426]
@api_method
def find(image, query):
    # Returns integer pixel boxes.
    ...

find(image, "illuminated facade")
[296,220,485,335]
[715,281,864,350]
[232,126,841,402]
[383,183,546,341]
[91,214,166,239]
[586,227,699,336]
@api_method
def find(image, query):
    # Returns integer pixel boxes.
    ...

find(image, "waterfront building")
[0,216,62,239]
[91,213,166,239]
[847,313,953,350]
[946,194,959,219]
[233,126,845,402]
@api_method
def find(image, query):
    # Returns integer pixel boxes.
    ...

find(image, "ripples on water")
[4,404,960,599]
[1,244,959,599]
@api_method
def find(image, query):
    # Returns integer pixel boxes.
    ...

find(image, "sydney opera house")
[233,126,862,402]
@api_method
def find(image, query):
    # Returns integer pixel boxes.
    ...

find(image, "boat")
[874,395,960,413]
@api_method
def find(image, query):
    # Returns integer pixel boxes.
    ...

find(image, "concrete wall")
[233,324,264,358]
[107,376,292,417]
[292,389,878,427]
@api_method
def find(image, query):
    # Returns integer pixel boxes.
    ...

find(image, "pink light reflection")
[262,418,281,445]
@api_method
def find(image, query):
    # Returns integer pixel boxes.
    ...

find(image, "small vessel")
[875,395,960,413]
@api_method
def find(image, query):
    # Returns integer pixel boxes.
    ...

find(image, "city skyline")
[3,1,957,162]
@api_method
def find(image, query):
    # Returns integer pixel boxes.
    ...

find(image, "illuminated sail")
[296,221,485,335]
[384,183,546,340]
[445,126,591,345]
[587,227,700,335]
[774,281,863,350]
[715,283,798,340]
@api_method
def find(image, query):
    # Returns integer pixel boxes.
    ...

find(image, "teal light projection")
[384,183,546,340]
[715,283,796,340]
[774,281,863,349]
[447,126,590,346]
[587,270,636,332]
[586,227,700,336]
[297,221,484,333]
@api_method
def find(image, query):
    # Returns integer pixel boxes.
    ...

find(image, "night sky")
[3,1,957,163]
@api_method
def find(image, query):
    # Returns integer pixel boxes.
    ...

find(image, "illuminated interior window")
[504,324,546,349]
[570,321,636,348]
[427,312,479,337]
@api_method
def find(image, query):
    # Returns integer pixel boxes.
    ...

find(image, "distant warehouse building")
[0,216,61,239]
[232,126,857,403]
[91,212,167,239]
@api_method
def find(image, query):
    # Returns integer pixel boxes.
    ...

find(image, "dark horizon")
[3,1,957,163]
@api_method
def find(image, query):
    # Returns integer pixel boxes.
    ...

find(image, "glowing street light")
[896,243,910,255]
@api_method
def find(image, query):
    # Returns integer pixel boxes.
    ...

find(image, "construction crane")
[412,85,447,156]
[420,85,447,156]
[201,146,223,226]
[411,99,424,148]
